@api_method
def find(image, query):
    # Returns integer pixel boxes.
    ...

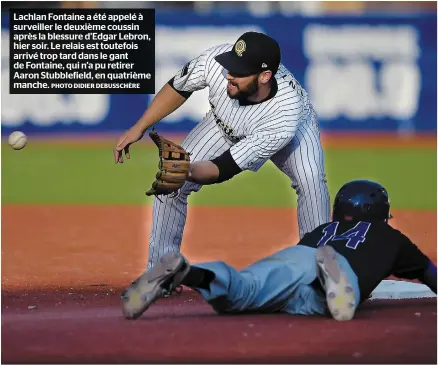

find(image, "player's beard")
[227,77,259,100]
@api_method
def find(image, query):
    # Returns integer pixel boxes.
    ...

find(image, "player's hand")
[113,126,144,164]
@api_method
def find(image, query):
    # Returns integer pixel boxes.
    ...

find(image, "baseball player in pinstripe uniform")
[114,32,331,270]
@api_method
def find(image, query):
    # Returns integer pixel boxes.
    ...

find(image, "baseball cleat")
[316,245,356,321]
[121,252,190,320]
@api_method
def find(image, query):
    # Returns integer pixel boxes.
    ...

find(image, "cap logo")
[261,63,267,68]
[235,40,246,57]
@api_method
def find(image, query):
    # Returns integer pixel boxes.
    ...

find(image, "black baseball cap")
[215,32,281,77]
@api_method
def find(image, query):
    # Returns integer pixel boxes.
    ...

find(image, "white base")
[369,280,437,300]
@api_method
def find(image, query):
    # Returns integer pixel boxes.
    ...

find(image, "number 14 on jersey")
[317,222,371,250]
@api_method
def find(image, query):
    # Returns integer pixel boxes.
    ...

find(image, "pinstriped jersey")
[170,44,319,172]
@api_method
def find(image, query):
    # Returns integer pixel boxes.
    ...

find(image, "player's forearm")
[187,161,220,185]
[420,260,437,294]
[134,84,188,133]
[187,149,243,185]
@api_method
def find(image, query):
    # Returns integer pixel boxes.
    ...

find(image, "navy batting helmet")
[332,180,392,222]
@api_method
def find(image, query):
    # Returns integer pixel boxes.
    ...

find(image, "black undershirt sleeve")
[393,236,430,280]
[211,149,243,183]
[167,77,193,99]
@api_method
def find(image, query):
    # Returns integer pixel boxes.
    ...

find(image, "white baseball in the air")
[8,131,28,150]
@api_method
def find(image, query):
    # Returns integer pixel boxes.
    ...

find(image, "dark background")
[9,8,155,94]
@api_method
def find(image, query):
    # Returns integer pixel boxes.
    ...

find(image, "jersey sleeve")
[392,234,430,280]
[229,110,300,172]
[169,44,229,95]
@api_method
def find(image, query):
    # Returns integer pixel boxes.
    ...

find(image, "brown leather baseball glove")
[145,130,191,197]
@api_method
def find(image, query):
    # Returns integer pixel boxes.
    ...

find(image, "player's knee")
[154,181,201,204]
[293,170,327,191]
